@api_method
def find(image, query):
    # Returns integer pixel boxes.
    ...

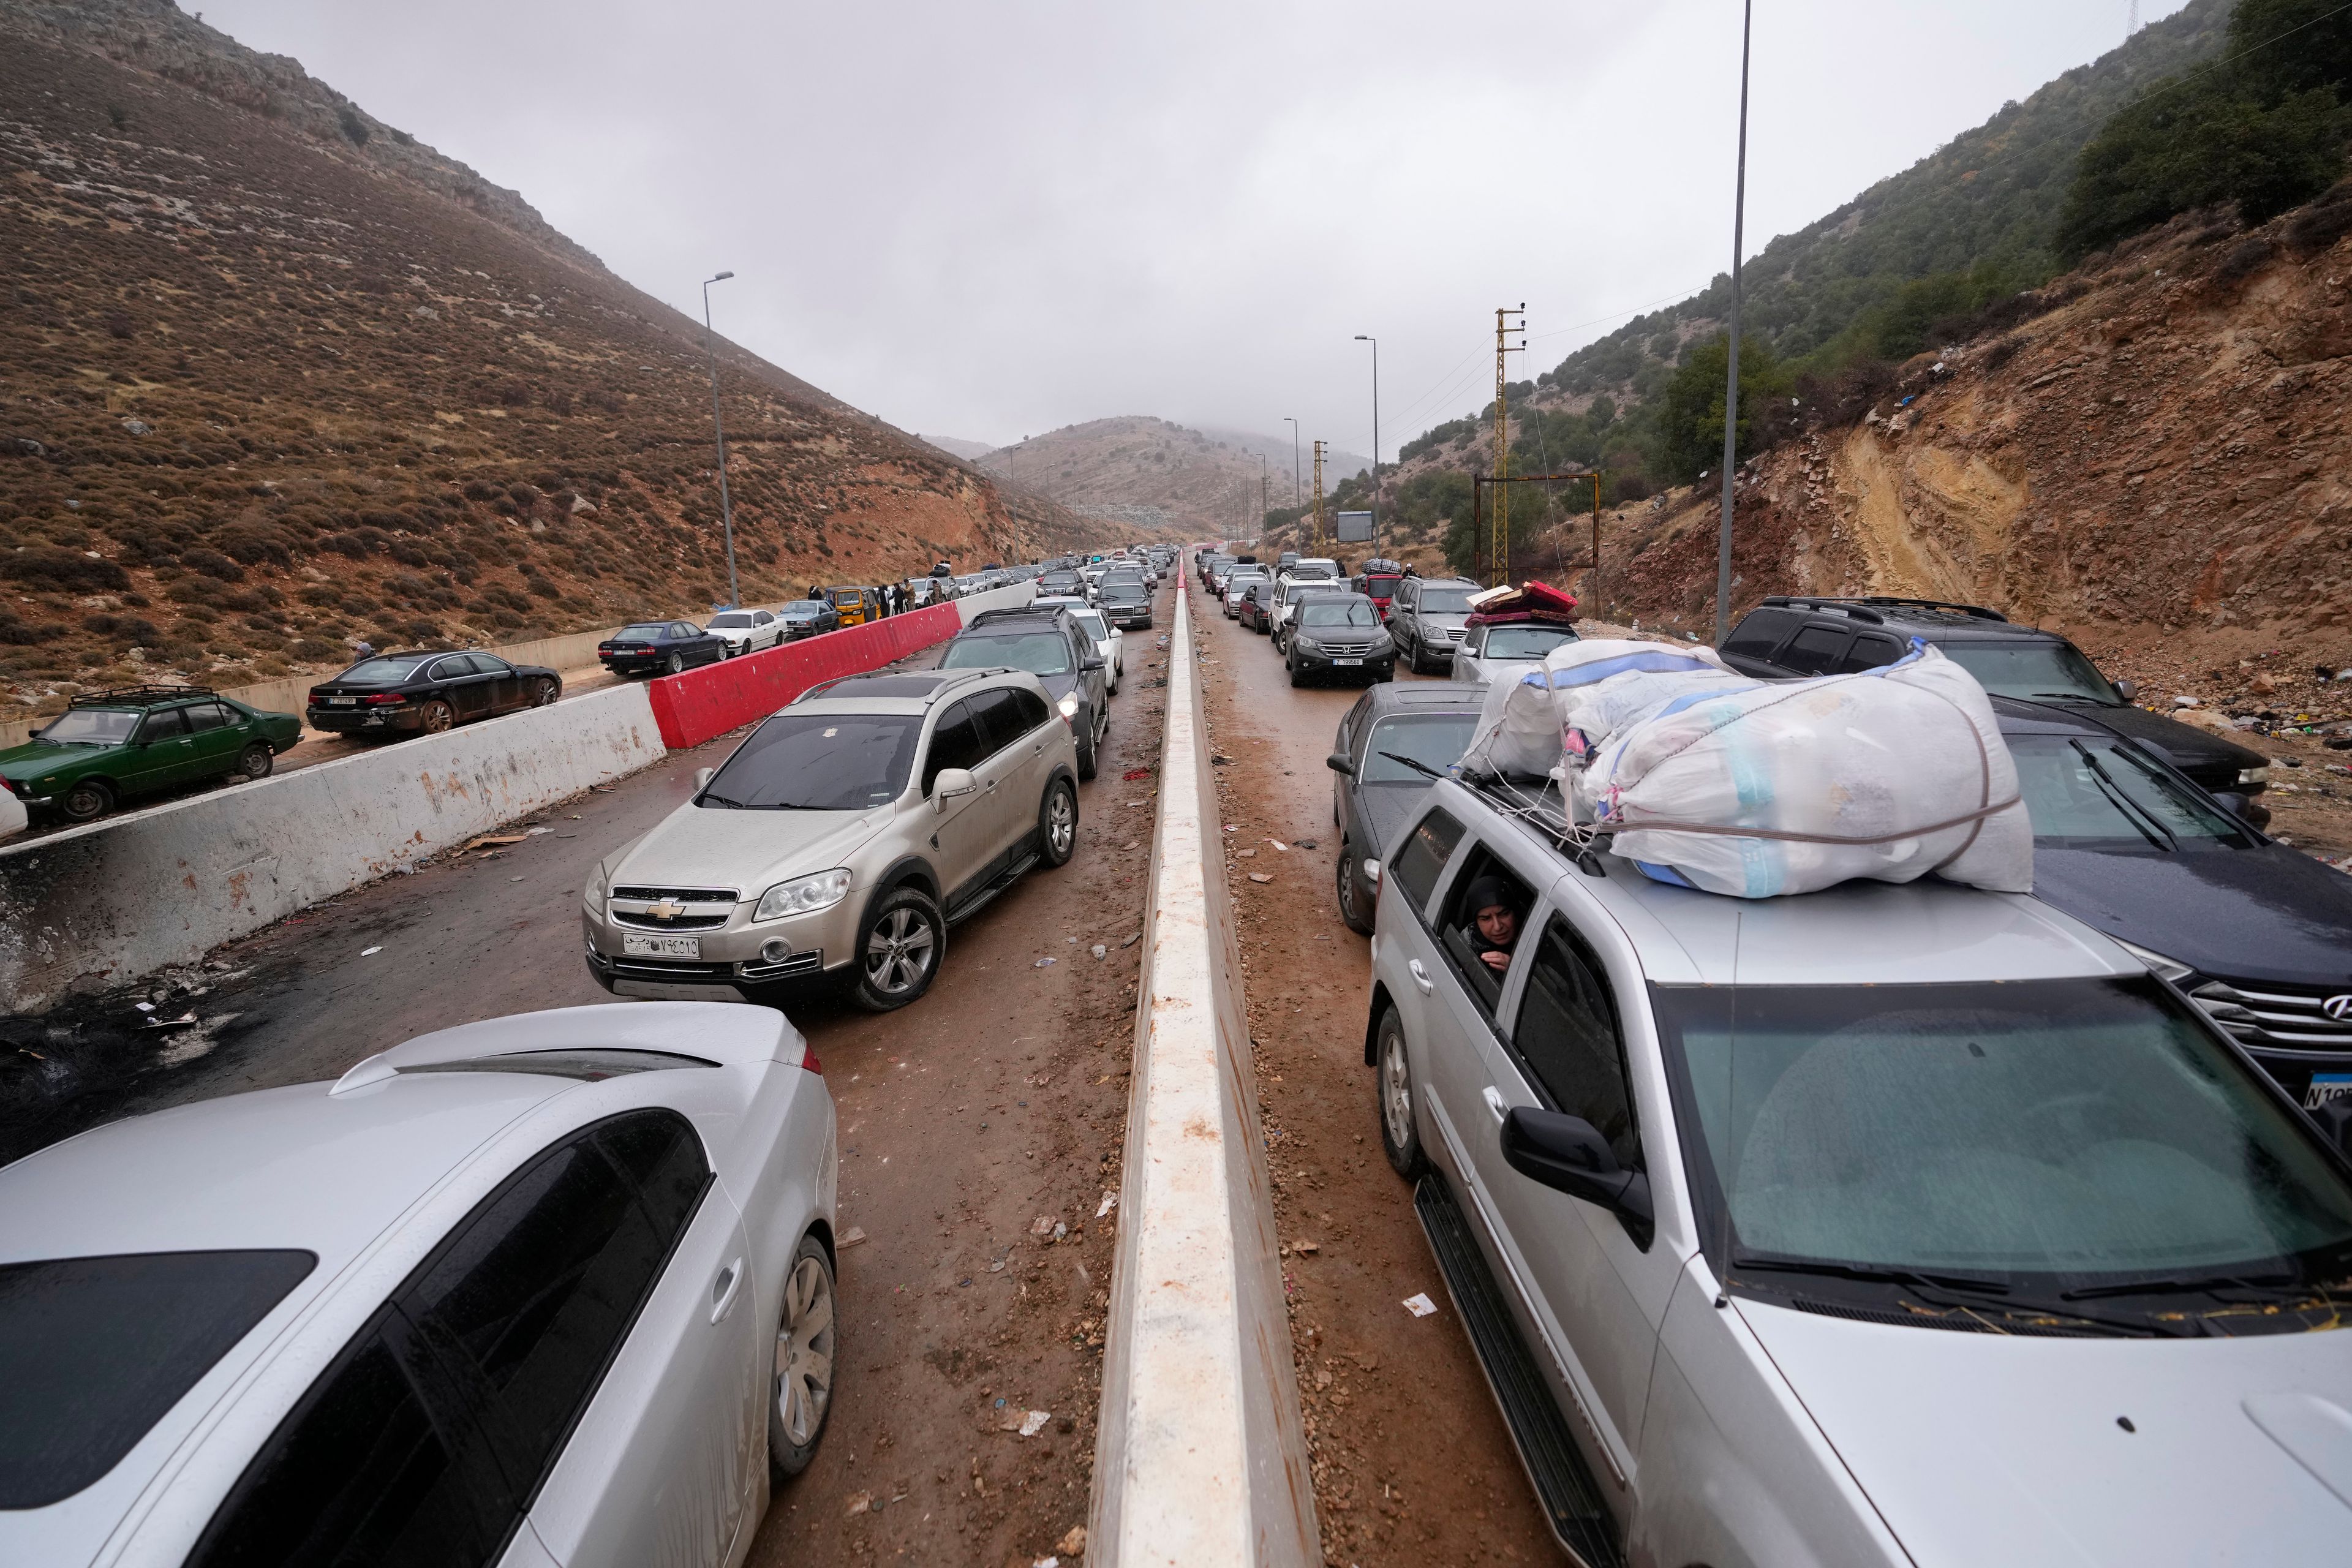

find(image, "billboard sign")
[1335,510,1374,544]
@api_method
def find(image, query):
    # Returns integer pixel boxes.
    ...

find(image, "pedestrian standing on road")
[809,582,823,603]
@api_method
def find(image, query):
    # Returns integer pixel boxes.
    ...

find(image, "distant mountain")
[916,434,998,462]
[967,417,1364,533]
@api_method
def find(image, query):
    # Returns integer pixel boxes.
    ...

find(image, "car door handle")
[1408,960,1434,995]
[1483,1086,1508,1125]
[710,1257,744,1325]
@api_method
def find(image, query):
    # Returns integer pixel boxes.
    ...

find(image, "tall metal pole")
[1714,0,1752,647]
[1354,335,1379,558]
[701,271,741,609]
[1283,417,1301,509]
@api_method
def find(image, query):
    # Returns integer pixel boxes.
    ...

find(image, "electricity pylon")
[1494,304,1526,585]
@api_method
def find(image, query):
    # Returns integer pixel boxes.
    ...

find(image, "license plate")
[1332,657,1364,666]
[2307,1073,2352,1109]
[326,696,356,706]
[622,934,700,959]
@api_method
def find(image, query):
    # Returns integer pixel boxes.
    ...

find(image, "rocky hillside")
[973,417,1365,535]
[0,0,1093,728]
[1574,189,2352,710]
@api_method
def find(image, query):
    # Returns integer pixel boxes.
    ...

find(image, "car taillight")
[361,693,407,706]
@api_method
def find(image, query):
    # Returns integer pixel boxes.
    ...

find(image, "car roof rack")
[68,684,217,708]
[1762,594,2008,624]
[965,607,1066,629]
[1757,597,1886,625]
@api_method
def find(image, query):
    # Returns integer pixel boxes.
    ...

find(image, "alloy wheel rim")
[535,680,557,706]
[1049,791,1075,856]
[774,1254,835,1446]
[1337,854,1358,920]
[1382,1031,1412,1147]
[865,907,936,993]
[422,704,452,733]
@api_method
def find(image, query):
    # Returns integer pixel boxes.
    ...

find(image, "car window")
[939,633,1073,677]
[138,707,189,741]
[1003,687,1050,734]
[1485,625,1578,659]
[36,708,140,744]
[428,657,473,682]
[923,701,990,792]
[1360,714,1480,782]
[2010,734,2248,844]
[1845,633,1905,670]
[967,689,1027,760]
[674,624,700,639]
[477,655,515,676]
[1513,918,1639,1169]
[1436,851,1531,1017]
[183,701,232,733]
[704,713,921,809]
[0,1250,318,1509]
[1387,808,1464,916]
[1777,624,1852,675]
[1722,608,1801,658]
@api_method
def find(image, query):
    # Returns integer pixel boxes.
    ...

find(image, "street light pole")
[1282,417,1301,510]
[1353,334,1379,559]
[701,271,741,610]
[1714,0,1752,648]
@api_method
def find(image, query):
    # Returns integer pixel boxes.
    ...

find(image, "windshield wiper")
[1732,1255,2011,1296]
[2029,690,2117,705]
[2061,1269,2310,1302]
[698,791,746,809]
[1730,1256,2175,1336]
[2071,740,2176,851]
[1377,751,1448,782]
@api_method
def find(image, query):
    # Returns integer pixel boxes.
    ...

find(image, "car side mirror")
[2113,677,2138,702]
[1082,654,1106,671]
[1501,1106,1653,1245]
[933,767,979,809]
[2212,790,2255,820]
[1326,751,1355,776]
[695,767,717,790]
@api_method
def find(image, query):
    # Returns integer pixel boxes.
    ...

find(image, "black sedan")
[778,600,843,641]
[1325,684,1486,933]
[1099,578,1153,631]
[1995,696,2352,1104]
[596,620,727,677]
[307,650,562,737]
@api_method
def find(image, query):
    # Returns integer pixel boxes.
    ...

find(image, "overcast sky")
[202,0,2182,459]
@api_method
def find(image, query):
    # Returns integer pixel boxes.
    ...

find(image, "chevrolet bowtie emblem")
[646,900,687,921]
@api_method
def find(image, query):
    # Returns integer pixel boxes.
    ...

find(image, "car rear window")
[342,655,435,683]
[709,613,754,628]
[615,625,672,642]
[401,1050,718,1080]
[703,714,921,809]
[940,633,1073,677]
[0,1250,317,1507]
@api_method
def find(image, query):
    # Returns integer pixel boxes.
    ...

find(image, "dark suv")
[938,608,1111,779]
[1721,597,2269,816]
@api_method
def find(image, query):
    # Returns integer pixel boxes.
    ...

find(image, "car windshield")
[1290,564,1338,580]
[2010,733,2248,845]
[341,655,435,682]
[940,633,1073,677]
[0,1249,317,1509]
[1300,601,1379,629]
[1362,714,1480,782]
[782,602,824,618]
[701,714,921,809]
[616,625,671,641]
[1659,976,2352,1300]
[1483,625,1578,658]
[1416,587,1476,614]
[709,612,755,628]
[37,709,141,744]
[1938,641,2120,704]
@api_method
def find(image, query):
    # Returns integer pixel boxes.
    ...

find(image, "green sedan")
[0,685,302,824]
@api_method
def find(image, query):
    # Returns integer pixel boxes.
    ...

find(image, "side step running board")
[1414,1175,1626,1568]
[945,851,1042,927]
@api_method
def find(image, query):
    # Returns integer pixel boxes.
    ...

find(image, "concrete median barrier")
[1090,568,1318,1566]
[0,682,663,1014]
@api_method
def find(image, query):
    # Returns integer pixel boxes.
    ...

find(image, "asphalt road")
[1191,580,1561,1564]
[4,589,1175,1568]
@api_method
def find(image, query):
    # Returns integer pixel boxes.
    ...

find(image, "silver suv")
[1365,775,2352,1565]
[585,669,1079,1012]
[1388,575,1481,674]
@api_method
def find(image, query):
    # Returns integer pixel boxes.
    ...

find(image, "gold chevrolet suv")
[582,668,1080,1011]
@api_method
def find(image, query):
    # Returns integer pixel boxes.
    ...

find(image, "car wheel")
[1287,649,1304,688]
[1336,841,1373,935]
[1376,1008,1427,1178]
[665,651,684,676]
[418,699,455,734]
[1038,778,1078,868]
[1076,718,1099,782]
[852,888,943,1012]
[235,741,274,781]
[769,1234,838,1481]
[531,677,560,707]
[59,776,115,823]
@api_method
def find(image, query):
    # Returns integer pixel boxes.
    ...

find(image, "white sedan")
[708,608,786,657]
[0,1003,838,1568]
[1035,596,1123,693]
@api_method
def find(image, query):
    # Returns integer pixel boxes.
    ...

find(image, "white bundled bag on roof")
[1460,639,1746,779]
[1578,641,2032,899]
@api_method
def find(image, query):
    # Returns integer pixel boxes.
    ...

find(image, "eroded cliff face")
[1594,195,2352,683]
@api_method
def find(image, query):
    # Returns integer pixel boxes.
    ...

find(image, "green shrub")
[2058,83,2349,258]
[2,546,130,592]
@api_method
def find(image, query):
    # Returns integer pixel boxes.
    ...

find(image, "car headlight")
[1057,692,1081,719]
[756,869,853,921]
[2237,766,2269,787]
[2114,937,2196,984]
[584,858,612,905]
[1293,636,1322,654]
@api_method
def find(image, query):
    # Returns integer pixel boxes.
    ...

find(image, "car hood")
[2051,701,2266,778]
[1357,782,1433,859]
[614,797,897,894]
[0,737,94,777]
[2030,840,2352,987]
[1739,1298,2352,1565]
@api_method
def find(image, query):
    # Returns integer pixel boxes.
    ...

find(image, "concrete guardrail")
[1089,564,1319,1566]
